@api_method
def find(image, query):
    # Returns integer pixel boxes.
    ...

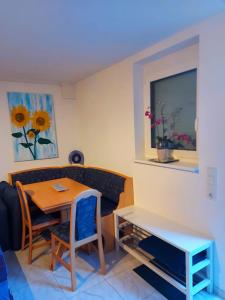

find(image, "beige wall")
[75,12,225,294]
[0,81,81,180]
[75,64,134,174]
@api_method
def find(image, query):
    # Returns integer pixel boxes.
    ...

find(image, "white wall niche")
[133,36,199,172]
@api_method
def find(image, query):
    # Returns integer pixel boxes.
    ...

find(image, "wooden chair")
[16,181,59,264]
[50,189,106,291]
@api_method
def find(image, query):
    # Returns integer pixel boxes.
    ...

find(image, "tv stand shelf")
[114,206,214,300]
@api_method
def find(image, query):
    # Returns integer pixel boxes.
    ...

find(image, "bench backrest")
[8,165,132,207]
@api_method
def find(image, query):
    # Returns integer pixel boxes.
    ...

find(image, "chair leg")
[97,235,106,275]
[57,243,65,258]
[28,231,33,264]
[50,235,56,271]
[21,223,26,250]
[70,246,76,291]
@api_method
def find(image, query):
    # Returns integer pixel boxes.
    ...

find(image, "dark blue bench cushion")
[61,166,85,183]
[0,200,11,251]
[0,182,10,195]
[83,168,125,206]
[101,196,118,217]
[10,168,63,186]
[0,182,12,251]
[2,184,22,251]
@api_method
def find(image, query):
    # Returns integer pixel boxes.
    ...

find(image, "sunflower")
[27,131,35,139]
[11,105,30,128]
[31,110,51,131]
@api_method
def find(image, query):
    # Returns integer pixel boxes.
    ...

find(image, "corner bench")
[8,165,134,251]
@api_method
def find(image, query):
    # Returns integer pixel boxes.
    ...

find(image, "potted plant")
[145,103,192,162]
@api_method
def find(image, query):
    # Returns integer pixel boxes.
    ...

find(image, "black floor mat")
[134,264,186,300]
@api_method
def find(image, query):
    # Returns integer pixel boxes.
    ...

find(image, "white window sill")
[134,158,199,173]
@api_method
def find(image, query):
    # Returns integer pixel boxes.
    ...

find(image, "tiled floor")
[5,247,222,300]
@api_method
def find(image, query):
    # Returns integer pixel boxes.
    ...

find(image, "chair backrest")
[16,181,32,229]
[70,189,101,243]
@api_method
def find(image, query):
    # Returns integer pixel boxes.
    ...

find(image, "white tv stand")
[114,205,214,300]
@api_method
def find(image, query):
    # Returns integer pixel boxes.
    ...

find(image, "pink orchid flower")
[155,119,161,125]
[177,134,191,143]
[145,111,153,119]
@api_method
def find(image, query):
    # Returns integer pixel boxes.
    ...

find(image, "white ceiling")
[0,0,225,84]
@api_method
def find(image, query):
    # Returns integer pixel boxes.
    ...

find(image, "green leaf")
[38,138,52,145]
[20,143,33,148]
[12,132,23,138]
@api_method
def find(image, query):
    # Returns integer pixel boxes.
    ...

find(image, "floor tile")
[16,246,51,269]
[6,249,223,300]
[194,292,222,300]
[4,251,34,300]
[69,280,123,300]
[106,268,155,300]
[104,250,141,278]
[23,266,66,300]
[10,285,35,300]
[52,254,106,298]
[15,250,66,300]
[144,290,167,300]
[4,251,32,293]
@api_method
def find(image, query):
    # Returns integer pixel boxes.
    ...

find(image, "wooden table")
[24,178,90,221]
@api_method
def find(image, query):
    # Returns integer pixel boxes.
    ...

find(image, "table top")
[114,205,213,253]
[24,178,90,213]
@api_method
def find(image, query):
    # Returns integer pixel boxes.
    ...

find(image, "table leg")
[114,214,120,251]
[60,208,70,223]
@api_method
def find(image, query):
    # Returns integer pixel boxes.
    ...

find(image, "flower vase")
[157,148,173,162]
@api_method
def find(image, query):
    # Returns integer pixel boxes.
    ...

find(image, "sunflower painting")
[7,92,58,161]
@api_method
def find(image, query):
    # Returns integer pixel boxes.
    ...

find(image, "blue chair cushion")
[76,195,97,240]
[51,195,97,243]
[51,222,70,243]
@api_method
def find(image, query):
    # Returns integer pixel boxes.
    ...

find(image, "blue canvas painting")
[7,92,58,161]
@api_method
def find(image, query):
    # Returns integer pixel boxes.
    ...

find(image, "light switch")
[207,167,217,201]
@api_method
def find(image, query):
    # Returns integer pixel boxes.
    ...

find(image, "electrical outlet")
[207,167,217,201]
